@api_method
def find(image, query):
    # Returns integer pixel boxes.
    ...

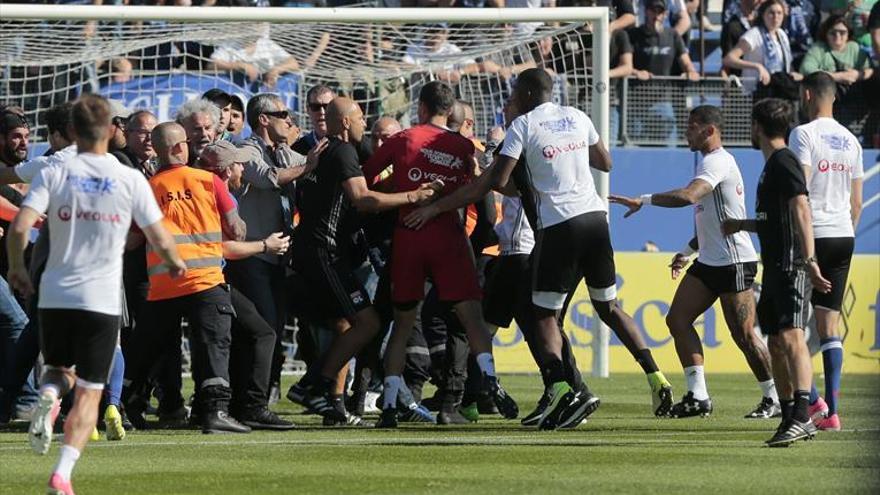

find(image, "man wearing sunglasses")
[233,93,315,401]
[293,84,336,156]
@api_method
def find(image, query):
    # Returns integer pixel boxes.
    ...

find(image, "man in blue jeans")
[0,275,36,423]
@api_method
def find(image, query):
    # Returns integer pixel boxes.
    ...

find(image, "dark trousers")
[229,286,275,413]
[123,285,234,412]
[0,285,39,416]
[225,257,287,386]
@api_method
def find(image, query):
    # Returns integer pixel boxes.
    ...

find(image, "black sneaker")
[558,390,601,429]
[483,375,519,419]
[238,408,296,431]
[670,392,713,418]
[375,408,398,428]
[765,418,817,447]
[437,409,472,425]
[125,403,149,430]
[477,393,499,415]
[538,382,576,431]
[202,410,252,434]
[745,397,782,419]
[118,405,134,431]
[521,391,551,427]
[157,405,190,429]
[420,393,442,412]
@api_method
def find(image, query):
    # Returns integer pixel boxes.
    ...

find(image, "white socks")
[54,445,80,481]
[476,353,496,377]
[382,375,402,410]
[758,379,779,403]
[684,365,709,400]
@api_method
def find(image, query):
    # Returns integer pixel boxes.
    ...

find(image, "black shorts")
[757,266,812,335]
[483,254,531,328]
[293,246,371,319]
[687,260,757,295]
[39,308,120,386]
[811,237,854,312]
[532,211,617,309]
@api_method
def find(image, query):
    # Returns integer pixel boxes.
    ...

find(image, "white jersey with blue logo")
[693,147,758,267]
[789,117,864,239]
[22,152,163,315]
[499,102,603,230]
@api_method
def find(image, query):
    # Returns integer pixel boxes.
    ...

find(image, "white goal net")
[0,5,608,145]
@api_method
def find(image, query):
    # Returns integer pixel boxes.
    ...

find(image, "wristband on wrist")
[680,245,696,257]
[640,193,653,206]
[262,239,268,254]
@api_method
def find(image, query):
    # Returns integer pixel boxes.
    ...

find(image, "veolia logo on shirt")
[542,140,587,160]
[817,159,852,174]
[736,183,744,195]
[407,167,459,184]
[57,205,122,224]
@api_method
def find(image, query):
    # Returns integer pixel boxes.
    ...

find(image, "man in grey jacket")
[228,93,319,400]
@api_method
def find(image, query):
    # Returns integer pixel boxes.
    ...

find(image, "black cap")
[646,0,667,11]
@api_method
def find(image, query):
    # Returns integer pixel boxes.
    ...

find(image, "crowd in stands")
[3,0,879,146]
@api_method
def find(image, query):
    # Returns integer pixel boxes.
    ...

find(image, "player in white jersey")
[5,95,185,495]
[789,72,864,431]
[610,105,779,419]
[405,68,675,429]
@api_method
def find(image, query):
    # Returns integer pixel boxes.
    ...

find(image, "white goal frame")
[0,4,612,377]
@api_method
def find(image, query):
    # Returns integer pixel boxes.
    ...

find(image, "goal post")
[0,4,611,377]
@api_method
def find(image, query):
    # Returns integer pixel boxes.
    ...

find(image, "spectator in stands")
[210,25,303,89]
[402,23,505,83]
[559,0,637,33]
[176,98,220,165]
[872,1,880,57]
[849,0,878,51]
[628,0,700,145]
[720,0,763,68]
[629,0,701,81]
[639,0,692,38]
[782,0,819,68]
[723,0,802,95]
[801,15,873,84]
[123,110,159,177]
[203,89,234,140]
[228,95,246,139]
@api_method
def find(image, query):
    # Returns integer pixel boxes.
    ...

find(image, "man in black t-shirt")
[628,0,700,79]
[290,97,438,425]
[723,99,832,448]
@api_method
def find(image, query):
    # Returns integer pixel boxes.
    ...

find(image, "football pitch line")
[1,430,874,452]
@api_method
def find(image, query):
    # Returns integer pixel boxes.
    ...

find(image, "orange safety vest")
[146,166,225,301]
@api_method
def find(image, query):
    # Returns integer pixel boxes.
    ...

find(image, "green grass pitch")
[1,373,878,494]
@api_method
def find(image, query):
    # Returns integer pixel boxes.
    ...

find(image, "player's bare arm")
[669,236,699,280]
[588,139,612,172]
[790,193,832,294]
[223,232,289,260]
[851,177,863,229]
[343,176,440,214]
[6,204,41,297]
[609,179,713,218]
[721,218,758,235]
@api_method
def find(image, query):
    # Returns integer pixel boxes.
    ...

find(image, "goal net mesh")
[0,10,596,141]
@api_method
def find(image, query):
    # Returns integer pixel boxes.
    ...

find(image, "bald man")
[122,122,249,434]
[289,97,438,426]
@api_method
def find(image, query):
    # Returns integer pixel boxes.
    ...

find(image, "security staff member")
[122,122,250,434]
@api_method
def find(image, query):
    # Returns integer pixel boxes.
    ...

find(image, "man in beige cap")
[195,139,296,430]
[107,100,133,167]
[197,140,251,192]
